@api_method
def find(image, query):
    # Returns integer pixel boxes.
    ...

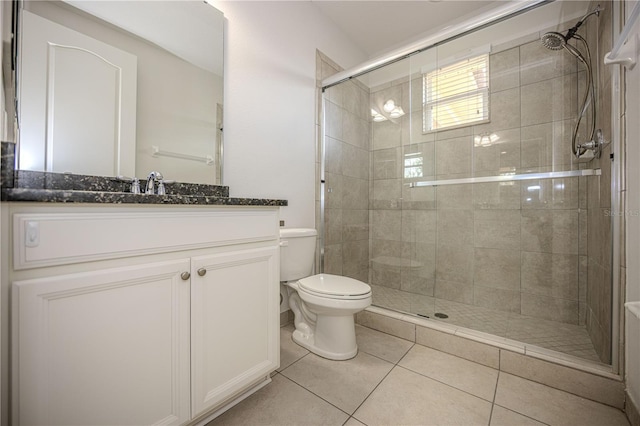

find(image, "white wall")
[211,1,367,228]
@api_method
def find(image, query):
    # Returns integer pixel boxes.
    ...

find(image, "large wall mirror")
[10,0,224,185]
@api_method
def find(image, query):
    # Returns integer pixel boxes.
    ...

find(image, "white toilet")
[280,228,372,360]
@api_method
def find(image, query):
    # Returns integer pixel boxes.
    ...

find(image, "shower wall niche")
[317,0,614,365]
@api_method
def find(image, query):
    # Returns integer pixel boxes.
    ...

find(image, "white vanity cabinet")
[9,206,281,426]
[13,259,193,426]
[191,246,278,416]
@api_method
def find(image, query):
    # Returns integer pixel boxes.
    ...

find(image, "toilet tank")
[279,228,317,281]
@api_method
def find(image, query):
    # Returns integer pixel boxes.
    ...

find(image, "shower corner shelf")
[407,169,601,188]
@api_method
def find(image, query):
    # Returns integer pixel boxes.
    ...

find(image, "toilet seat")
[298,274,371,300]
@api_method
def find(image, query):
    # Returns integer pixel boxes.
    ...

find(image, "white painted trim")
[610,0,625,376]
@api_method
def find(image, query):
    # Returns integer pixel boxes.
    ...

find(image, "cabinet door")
[191,245,279,416]
[13,260,191,426]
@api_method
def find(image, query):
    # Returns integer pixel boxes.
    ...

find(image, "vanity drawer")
[13,209,279,270]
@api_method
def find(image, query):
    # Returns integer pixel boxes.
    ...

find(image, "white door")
[12,259,191,426]
[18,10,137,176]
[191,246,280,417]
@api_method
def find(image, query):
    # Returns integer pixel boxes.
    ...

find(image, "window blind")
[423,54,489,132]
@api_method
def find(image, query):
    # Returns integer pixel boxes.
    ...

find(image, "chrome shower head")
[541,31,588,64]
[541,31,566,50]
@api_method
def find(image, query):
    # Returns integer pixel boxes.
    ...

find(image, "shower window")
[423,53,489,132]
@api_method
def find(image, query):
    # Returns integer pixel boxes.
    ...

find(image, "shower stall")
[318,0,618,366]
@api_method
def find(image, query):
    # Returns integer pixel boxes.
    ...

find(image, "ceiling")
[310,0,503,58]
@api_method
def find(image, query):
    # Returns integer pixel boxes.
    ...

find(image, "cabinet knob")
[181,272,191,280]
[197,268,207,277]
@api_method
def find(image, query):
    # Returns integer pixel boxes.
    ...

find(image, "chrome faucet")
[145,171,164,195]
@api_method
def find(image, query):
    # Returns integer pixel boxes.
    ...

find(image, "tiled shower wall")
[369,35,591,326]
[584,0,613,364]
[316,2,613,363]
[316,51,371,282]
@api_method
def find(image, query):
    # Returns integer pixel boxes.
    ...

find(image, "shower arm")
[567,6,602,40]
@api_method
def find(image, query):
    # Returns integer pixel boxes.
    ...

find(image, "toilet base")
[286,279,371,361]
[291,325,358,361]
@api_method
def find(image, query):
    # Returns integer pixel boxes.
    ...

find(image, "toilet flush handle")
[279,241,289,247]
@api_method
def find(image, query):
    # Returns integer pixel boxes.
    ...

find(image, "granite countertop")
[0,144,287,207]
[2,187,288,206]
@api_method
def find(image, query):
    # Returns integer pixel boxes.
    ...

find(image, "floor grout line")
[347,364,398,425]
[279,342,399,421]
[492,402,554,426]
[214,325,629,426]
[277,371,354,418]
[487,370,501,426]
[393,364,498,404]
[340,336,416,426]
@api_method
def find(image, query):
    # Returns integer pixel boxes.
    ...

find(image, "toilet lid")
[298,274,371,297]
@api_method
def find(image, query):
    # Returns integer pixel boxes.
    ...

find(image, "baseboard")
[627,391,640,426]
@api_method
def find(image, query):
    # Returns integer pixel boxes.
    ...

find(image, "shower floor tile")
[369,286,601,363]
[506,315,600,362]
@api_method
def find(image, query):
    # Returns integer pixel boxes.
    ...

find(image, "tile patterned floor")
[371,284,601,362]
[207,324,629,426]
